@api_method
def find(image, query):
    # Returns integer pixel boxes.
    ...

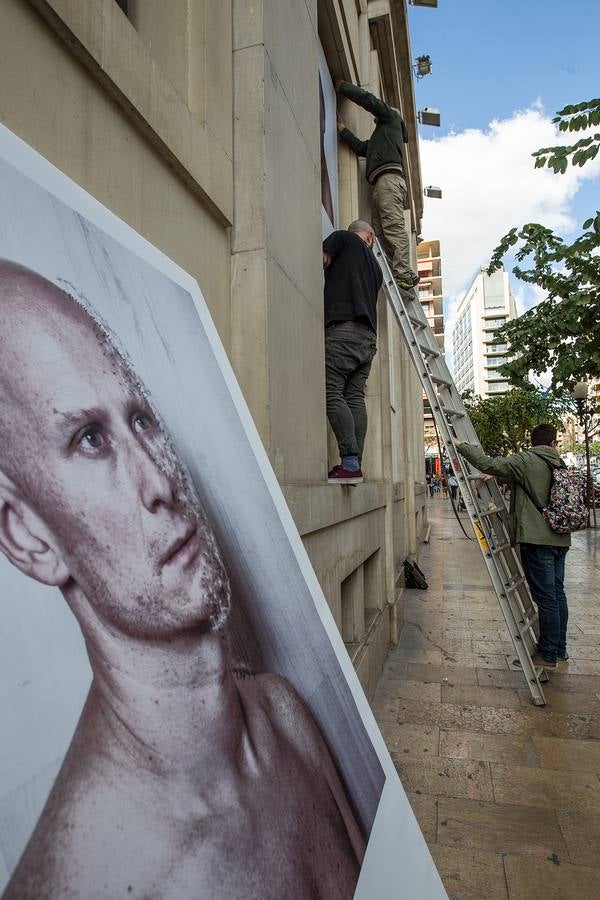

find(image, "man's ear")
[0,474,70,587]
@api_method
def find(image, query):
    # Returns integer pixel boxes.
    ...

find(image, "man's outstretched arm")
[338,81,392,120]
[457,443,522,482]
[336,112,368,157]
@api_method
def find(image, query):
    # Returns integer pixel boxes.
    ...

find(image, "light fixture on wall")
[418,107,441,126]
[409,0,438,7]
[424,186,442,199]
[413,54,432,79]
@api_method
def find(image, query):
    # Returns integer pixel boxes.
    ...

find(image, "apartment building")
[416,239,444,467]
[453,266,517,398]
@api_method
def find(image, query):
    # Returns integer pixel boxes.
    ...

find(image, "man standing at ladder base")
[336,80,420,292]
[457,424,570,672]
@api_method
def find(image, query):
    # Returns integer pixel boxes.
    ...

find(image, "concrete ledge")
[282,480,387,536]
[28,0,233,225]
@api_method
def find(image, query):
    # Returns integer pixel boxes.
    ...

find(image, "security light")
[418,107,441,127]
[414,54,432,79]
[424,186,442,199]
[409,0,438,7]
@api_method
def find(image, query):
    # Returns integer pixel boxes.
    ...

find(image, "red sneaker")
[328,465,363,484]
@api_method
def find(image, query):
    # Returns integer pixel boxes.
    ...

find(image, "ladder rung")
[407,314,426,329]
[490,541,511,554]
[418,343,440,357]
[431,374,453,387]
[479,504,504,517]
[439,405,465,419]
[505,576,526,592]
[519,617,537,637]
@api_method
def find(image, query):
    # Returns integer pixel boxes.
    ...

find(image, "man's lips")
[161,526,199,568]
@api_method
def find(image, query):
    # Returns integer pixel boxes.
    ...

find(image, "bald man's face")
[0,279,230,639]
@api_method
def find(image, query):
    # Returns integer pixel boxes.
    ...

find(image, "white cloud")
[419,106,600,362]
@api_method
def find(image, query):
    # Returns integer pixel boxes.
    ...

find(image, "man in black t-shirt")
[322,220,383,483]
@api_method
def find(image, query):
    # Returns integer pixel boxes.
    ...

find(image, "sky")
[408,0,600,369]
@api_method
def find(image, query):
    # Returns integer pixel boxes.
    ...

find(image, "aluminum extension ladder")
[373,239,548,705]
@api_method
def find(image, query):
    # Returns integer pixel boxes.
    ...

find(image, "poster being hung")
[318,41,339,238]
[0,124,446,899]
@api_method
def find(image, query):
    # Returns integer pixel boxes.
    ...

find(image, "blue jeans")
[520,544,569,663]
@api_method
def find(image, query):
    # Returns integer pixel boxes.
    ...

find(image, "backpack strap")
[515,455,556,514]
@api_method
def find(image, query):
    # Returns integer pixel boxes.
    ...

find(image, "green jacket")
[457,443,571,548]
[338,82,406,184]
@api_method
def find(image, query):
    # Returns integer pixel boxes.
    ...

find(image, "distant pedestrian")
[448,473,458,501]
[457,423,570,671]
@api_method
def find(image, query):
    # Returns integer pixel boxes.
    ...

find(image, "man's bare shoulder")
[239,672,325,763]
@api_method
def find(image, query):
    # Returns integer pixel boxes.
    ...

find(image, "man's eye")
[132,411,154,434]
[79,425,104,450]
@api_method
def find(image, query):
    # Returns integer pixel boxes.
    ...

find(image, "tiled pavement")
[372,500,600,900]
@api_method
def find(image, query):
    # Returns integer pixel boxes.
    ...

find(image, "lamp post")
[573,381,596,527]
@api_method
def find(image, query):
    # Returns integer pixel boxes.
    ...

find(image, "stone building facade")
[0,0,426,699]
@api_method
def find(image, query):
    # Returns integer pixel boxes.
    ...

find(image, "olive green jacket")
[457,443,571,548]
[338,82,406,184]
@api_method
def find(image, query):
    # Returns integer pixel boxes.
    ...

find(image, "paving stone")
[395,678,443,703]
[503,855,600,899]
[569,659,600,675]
[440,730,538,766]
[542,672,600,695]
[491,763,600,814]
[531,735,600,774]
[441,684,521,709]
[429,845,508,900]
[471,640,513,655]
[437,797,567,859]
[517,686,600,716]
[407,663,479,685]
[381,722,439,756]
[406,792,438,843]
[393,756,494,802]
[396,698,485,732]
[476,668,526,690]
[480,705,600,740]
[557,809,600,867]
[396,648,444,665]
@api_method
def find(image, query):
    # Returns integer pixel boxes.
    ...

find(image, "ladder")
[373,239,548,706]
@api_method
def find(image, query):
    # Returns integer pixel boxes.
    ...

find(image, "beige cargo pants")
[371,172,413,281]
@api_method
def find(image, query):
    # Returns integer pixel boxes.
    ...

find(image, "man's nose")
[134,440,176,512]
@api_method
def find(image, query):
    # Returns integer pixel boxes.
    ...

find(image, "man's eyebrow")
[54,407,105,428]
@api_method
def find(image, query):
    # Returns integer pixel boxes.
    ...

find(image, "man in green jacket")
[336,81,419,291]
[457,423,570,671]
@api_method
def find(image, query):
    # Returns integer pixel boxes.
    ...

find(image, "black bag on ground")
[404,559,428,589]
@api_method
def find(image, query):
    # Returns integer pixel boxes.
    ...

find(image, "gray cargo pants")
[325,320,377,459]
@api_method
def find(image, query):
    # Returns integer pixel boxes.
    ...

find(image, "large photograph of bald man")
[0,133,386,899]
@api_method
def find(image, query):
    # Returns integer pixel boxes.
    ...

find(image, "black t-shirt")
[323,230,383,333]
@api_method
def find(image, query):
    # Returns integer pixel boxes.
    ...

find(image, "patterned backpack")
[523,461,587,534]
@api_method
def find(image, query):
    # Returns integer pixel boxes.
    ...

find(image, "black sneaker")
[558,652,569,661]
